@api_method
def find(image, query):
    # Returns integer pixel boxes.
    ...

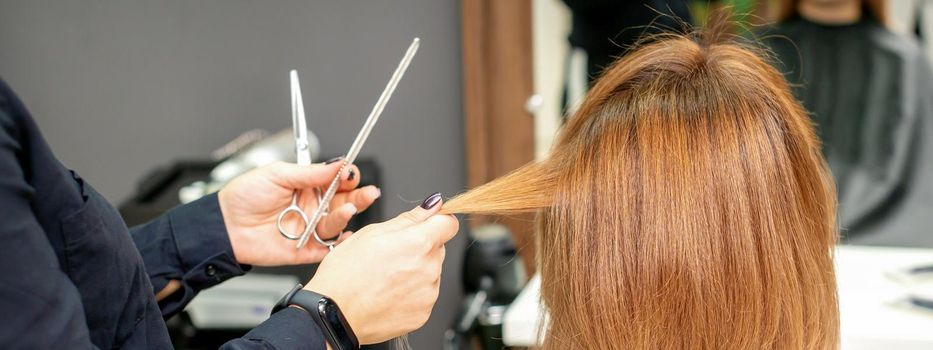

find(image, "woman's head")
[443,30,839,349]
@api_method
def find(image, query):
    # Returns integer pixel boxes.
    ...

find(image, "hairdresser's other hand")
[305,193,458,345]
[218,159,381,266]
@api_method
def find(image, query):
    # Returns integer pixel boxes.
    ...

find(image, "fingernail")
[344,203,359,216]
[347,169,356,181]
[420,192,442,209]
[365,186,382,200]
[325,157,343,165]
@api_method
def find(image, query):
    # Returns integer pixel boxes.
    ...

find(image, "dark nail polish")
[325,157,343,165]
[347,169,356,181]
[420,192,442,209]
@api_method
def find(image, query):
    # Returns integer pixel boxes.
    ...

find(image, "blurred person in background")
[762,0,933,246]
[559,0,693,113]
[561,0,695,84]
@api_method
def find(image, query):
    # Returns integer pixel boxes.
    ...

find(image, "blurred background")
[2,0,933,349]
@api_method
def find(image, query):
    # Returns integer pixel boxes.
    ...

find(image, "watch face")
[319,299,358,349]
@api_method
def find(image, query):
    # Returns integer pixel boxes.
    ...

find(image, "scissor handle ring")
[312,230,340,248]
[277,206,309,240]
[308,187,338,248]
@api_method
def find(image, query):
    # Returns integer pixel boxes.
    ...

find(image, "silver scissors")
[294,37,421,250]
[276,70,328,241]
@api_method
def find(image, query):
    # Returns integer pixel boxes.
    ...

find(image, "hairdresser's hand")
[305,193,458,345]
[218,159,381,266]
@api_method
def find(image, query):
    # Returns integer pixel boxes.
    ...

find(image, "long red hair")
[443,27,839,349]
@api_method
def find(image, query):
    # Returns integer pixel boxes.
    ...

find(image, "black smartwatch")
[272,284,360,350]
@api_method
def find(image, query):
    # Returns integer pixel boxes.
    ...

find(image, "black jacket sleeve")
[0,83,99,349]
[221,308,328,350]
[130,192,250,318]
[130,190,327,349]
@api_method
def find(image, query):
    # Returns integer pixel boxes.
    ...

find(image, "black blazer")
[0,79,325,349]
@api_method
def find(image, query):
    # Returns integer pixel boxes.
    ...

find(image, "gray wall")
[0,0,465,348]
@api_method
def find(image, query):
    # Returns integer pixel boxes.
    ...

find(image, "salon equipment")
[186,274,300,329]
[907,295,933,312]
[885,262,933,285]
[275,70,326,241]
[294,37,420,250]
[444,224,526,350]
[885,261,933,314]
[209,129,319,188]
[178,128,321,204]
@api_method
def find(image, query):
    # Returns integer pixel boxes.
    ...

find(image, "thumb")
[381,192,444,230]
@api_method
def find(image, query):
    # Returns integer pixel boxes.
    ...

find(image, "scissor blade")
[345,37,419,165]
[295,37,420,249]
[290,70,311,165]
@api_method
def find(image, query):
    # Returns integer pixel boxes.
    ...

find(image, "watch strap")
[272,285,359,350]
[271,284,302,316]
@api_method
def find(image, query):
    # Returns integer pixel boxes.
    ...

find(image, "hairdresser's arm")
[132,161,380,318]
[221,195,459,349]
[0,81,100,349]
